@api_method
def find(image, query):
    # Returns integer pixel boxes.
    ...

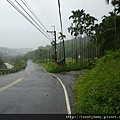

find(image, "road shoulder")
[54,70,86,114]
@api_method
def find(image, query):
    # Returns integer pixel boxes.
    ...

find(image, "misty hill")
[38,45,51,51]
[12,48,33,55]
[0,47,33,56]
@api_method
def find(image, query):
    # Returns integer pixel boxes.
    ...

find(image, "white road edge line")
[50,73,71,115]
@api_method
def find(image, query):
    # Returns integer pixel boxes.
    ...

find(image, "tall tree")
[93,12,120,56]
[0,57,4,69]
[68,9,98,61]
[106,0,120,14]
[58,32,66,63]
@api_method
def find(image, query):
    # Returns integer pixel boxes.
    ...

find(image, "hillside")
[32,36,93,60]
[74,49,120,114]
[0,47,33,56]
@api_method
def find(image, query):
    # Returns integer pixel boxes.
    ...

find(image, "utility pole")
[47,26,57,64]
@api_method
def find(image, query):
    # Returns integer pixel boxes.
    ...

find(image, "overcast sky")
[0,0,113,50]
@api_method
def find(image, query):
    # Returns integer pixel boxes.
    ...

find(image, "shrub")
[37,61,89,73]
[74,49,120,114]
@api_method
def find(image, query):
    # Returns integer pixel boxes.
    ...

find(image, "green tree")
[68,10,81,63]
[94,12,120,56]
[68,9,98,62]
[58,32,66,64]
[106,0,120,14]
[0,57,4,69]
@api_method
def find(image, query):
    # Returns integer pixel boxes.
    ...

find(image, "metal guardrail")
[0,64,27,75]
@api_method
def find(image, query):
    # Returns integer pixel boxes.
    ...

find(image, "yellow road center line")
[0,66,35,92]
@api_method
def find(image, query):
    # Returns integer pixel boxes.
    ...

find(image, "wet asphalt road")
[55,69,86,114]
[0,60,85,114]
[0,60,67,114]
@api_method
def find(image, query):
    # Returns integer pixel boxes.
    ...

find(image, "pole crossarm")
[47,31,54,33]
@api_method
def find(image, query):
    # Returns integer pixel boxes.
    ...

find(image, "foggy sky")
[0,0,113,49]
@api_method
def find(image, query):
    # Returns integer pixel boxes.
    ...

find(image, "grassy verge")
[34,60,90,73]
[6,55,27,69]
[13,60,27,69]
[74,49,120,114]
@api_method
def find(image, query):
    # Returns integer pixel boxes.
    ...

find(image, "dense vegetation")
[26,9,120,74]
[74,49,120,114]
[0,55,27,69]
[35,59,90,73]
[26,35,97,73]
[72,0,120,114]
[0,56,7,69]
[8,56,27,69]
[0,54,28,75]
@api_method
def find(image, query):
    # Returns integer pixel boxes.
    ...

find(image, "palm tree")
[68,24,75,62]
[106,0,120,13]
[58,32,66,64]
[76,11,97,61]
[68,25,79,63]
[69,11,79,63]
[58,32,66,41]
[69,10,86,63]
[69,9,98,62]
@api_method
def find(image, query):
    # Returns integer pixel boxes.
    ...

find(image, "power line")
[22,0,47,31]
[34,0,54,37]
[15,0,52,40]
[21,0,54,38]
[6,0,52,41]
[35,0,51,26]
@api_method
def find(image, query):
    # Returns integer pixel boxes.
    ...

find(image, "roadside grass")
[10,58,27,69]
[74,49,120,114]
[35,59,90,73]
[13,60,27,69]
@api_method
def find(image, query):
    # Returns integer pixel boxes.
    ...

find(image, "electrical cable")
[21,0,53,39]
[22,0,47,31]
[34,0,54,37]
[15,0,52,40]
[21,0,54,37]
[21,0,54,38]
[35,0,52,27]
[6,0,52,41]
